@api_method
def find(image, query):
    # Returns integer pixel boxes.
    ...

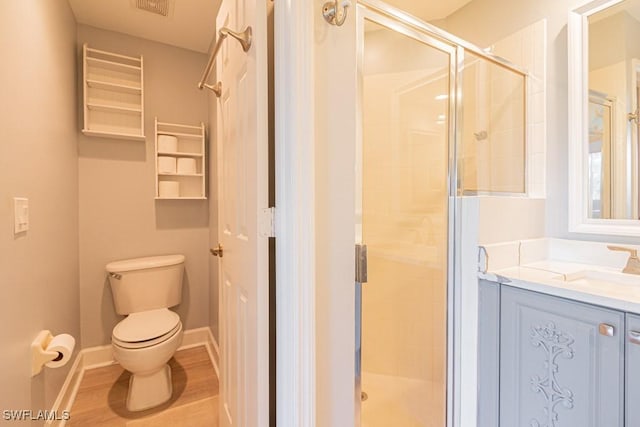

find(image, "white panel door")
[215,0,269,425]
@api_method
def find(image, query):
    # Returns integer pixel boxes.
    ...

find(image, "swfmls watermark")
[2,410,70,421]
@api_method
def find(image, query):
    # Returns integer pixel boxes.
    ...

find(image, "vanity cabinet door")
[626,314,640,426]
[500,286,624,427]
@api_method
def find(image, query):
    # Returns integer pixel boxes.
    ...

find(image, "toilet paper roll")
[177,158,197,175]
[158,156,177,174]
[44,334,75,368]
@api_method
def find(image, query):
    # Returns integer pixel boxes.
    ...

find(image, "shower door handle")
[355,243,367,416]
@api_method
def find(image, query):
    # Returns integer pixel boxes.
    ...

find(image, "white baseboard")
[47,326,219,426]
[81,344,115,370]
[45,350,84,427]
[206,327,220,378]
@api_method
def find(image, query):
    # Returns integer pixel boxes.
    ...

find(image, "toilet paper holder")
[31,330,64,376]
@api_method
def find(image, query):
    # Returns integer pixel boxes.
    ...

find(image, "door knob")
[210,244,223,257]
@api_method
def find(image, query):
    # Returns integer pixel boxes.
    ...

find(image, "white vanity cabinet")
[479,280,626,427]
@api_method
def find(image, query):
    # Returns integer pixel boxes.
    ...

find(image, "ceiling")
[67,0,471,53]
[590,0,640,24]
[67,0,221,53]
[384,0,473,21]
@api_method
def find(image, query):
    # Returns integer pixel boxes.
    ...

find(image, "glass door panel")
[358,15,452,427]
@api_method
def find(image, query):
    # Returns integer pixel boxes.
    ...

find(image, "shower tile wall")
[460,55,526,193]
[460,19,547,196]
[361,65,447,383]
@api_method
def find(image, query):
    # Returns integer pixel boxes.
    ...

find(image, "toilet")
[106,254,185,412]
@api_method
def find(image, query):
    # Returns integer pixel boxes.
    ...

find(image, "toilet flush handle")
[109,272,122,280]
[210,244,223,258]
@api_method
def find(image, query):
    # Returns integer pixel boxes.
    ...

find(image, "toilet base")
[126,364,173,412]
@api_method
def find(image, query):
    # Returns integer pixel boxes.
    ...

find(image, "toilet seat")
[113,308,181,349]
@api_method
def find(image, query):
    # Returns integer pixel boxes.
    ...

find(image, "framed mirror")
[569,0,640,235]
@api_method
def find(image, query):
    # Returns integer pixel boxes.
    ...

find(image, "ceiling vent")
[135,0,170,17]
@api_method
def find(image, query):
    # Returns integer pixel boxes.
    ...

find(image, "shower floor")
[361,372,445,427]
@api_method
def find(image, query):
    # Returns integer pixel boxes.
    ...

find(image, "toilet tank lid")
[106,254,185,273]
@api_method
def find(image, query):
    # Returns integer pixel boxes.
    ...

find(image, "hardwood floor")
[67,346,219,426]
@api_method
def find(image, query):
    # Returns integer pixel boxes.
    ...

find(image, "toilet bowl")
[106,254,185,412]
[111,308,183,411]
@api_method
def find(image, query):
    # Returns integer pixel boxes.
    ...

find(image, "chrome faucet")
[607,245,640,275]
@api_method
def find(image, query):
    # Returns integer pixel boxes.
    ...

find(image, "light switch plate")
[14,197,28,234]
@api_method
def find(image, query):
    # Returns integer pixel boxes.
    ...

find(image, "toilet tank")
[106,254,185,315]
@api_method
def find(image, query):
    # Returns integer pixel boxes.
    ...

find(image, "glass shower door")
[356,7,454,427]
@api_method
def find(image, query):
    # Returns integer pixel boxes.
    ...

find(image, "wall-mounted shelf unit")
[82,44,145,141]
[155,118,206,200]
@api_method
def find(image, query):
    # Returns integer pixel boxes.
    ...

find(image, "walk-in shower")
[354,1,527,425]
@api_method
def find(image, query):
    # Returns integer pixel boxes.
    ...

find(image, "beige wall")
[77,25,211,347]
[588,11,640,72]
[0,0,80,413]
[589,12,627,71]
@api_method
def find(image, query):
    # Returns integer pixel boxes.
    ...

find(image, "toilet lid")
[113,308,180,343]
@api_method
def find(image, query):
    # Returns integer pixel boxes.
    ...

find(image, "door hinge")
[259,207,276,238]
[355,244,367,283]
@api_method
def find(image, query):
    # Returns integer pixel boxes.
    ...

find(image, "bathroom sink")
[560,270,640,287]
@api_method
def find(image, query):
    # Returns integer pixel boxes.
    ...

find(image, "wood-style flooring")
[67,346,219,426]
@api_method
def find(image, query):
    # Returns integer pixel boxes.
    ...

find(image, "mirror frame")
[568,0,640,236]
